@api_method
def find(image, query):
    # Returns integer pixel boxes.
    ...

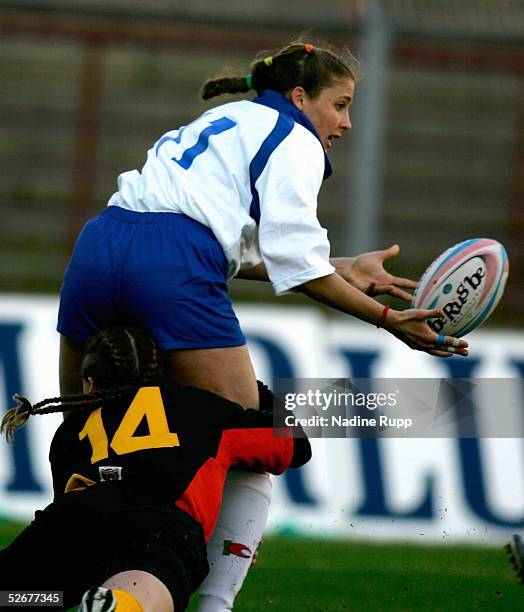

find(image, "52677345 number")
[0,591,63,607]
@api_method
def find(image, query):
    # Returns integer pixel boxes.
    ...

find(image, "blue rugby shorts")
[57,206,246,350]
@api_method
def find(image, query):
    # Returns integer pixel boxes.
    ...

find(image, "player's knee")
[80,587,146,612]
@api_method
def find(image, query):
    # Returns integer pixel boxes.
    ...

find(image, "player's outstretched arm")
[331,244,417,302]
[236,245,416,302]
[220,383,312,474]
[299,272,468,358]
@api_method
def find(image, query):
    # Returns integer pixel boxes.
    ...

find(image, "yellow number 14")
[78,387,180,463]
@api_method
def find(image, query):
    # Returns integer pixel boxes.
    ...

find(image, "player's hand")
[257,380,274,411]
[385,307,469,358]
[333,245,417,302]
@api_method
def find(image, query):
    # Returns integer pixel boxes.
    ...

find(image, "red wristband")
[376,305,390,328]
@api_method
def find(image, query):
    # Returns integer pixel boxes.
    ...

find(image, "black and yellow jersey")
[49,380,311,540]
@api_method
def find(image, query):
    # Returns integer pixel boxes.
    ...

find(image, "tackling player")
[0,326,310,611]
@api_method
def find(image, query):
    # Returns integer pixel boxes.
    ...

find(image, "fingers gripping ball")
[412,238,509,337]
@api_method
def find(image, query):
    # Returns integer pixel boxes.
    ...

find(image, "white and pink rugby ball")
[412,238,509,337]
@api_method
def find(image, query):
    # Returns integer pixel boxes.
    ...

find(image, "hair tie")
[304,43,314,54]
[245,74,253,90]
[264,56,273,67]
[13,394,35,415]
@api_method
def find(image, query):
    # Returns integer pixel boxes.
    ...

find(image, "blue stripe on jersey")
[254,90,333,180]
[249,114,294,224]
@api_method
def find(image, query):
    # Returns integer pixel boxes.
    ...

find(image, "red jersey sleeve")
[216,408,312,474]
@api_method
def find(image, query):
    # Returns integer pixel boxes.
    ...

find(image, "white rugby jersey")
[107,90,335,295]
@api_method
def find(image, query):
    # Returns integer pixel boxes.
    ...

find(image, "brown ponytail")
[201,37,360,101]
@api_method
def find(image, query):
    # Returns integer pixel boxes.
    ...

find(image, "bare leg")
[103,570,173,612]
[59,334,87,395]
[60,334,260,408]
[165,345,259,409]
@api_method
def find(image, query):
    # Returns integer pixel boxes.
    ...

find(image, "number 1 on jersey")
[156,117,237,170]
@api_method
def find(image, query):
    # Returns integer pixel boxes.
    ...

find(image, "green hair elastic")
[245,74,253,90]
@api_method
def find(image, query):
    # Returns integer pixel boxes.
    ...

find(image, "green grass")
[1,522,522,610]
[0,519,27,547]
[205,537,522,611]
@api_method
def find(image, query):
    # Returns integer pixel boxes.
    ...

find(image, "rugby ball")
[412,238,509,337]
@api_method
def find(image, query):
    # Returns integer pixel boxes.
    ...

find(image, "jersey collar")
[253,89,333,180]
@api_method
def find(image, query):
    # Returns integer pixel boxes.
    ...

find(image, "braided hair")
[1,327,164,443]
[201,37,360,101]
